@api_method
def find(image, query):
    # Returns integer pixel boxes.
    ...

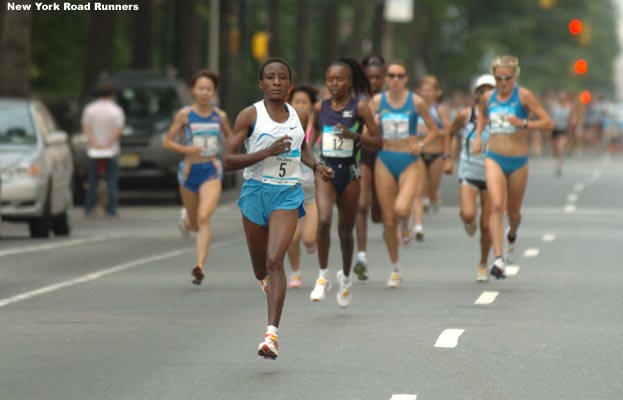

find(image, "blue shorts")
[237,179,305,227]
[485,150,528,176]
[377,150,419,180]
[183,160,222,193]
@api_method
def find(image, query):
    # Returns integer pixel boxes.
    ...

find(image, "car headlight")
[1,162,41,182]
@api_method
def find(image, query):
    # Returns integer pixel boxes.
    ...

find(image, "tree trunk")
[268,0,280,57]
[131,0,153,69]
[295,0,310,82]
[83,10,117,95]
[350,0,366,59]
[174,0,201,83]
[0,0,32,97]
[323,0,340,64]
[371,0,384,57]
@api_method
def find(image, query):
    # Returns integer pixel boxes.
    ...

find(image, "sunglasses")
[495,75,513,82]
[387,73,406,80]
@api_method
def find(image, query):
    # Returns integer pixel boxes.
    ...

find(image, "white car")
[0,98,73,238]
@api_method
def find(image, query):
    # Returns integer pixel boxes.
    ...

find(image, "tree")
[174,0,201,83]
[131,0,154,69]
[0,1,32,96]
[295,0,311,82]
[82,11,117,94]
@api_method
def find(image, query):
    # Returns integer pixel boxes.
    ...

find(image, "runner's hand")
[315,163,334,181]
[264,136,293,157]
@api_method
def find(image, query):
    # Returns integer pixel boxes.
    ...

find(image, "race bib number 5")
[322,126,354,158]
[262,149,301,185]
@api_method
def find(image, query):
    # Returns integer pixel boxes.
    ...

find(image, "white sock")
[341,272,350,284]
[319,269,329,279]
[414,224,423,232]
[357,251,367,262]
[392,262,401,272]
[266,325,278,336]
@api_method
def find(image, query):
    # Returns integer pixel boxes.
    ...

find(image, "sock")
[266,325,278,336]
[319,269,329,279]
[357,251,367,262]
[392,262,401,272]
[494,256,504,266]
[341,272,350,284]
[414,224,423,232]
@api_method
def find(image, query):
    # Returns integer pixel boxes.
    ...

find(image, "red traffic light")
[569,19,583,35]
[579,90,592,104]
[574,59,588,74]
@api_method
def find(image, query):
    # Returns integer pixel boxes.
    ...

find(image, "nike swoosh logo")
[289,126,297,130]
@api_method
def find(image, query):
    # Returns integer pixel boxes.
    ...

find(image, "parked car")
[0,98,73,238]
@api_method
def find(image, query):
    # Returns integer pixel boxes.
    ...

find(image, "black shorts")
[322,158,361,194]
[552,129,568,139]
[459,178,487,192]
[421,152,444,168]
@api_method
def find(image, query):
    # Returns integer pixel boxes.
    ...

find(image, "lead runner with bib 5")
[224,58,333,360]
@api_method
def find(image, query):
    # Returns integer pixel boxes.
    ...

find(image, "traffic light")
[568,19,583,35]
[579,90,592,104]
[574,59,588,75]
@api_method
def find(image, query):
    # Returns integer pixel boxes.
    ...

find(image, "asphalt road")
[1,156,621,400]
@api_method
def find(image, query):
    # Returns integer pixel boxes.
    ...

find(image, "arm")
[308,102,321,150]
[437,104,452,154]
[443,108,469,173]
[162,108,201,156]
[413,95,441,153]
[222,106,293,172]
[356,98,382,150]
[217,109,233,140]
[472,93,490,154]
[519,88,555,131]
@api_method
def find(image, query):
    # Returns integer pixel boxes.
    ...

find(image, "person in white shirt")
[81,83,125,217]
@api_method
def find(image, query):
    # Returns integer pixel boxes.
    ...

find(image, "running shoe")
[310,275,332,302]
[414,227,425,242]
[506,229,517,263]
[464,220,477,237]
[257,332,278,360]
[387,270,403,288]
[489,258,506,279]
[353,259,368,281]
[260,275,270,295]
[178,208,190,239]
[288,275,302,289]
[477,264,489,282]
[191,265,204,285]
[336,271,352,308]
[401,229,415,247]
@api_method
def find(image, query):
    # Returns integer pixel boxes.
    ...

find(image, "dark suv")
[72,71,192,201]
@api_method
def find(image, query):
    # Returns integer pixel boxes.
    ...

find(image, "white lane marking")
[390,395,417,400]
[475,291,499,305]
[542,233,556,242]
[505,265,520,276]
[573,183,585,192]
[523,248,540,257]
[564,204,576,214]
[0,236,122,258]
[434,329,465,348]
[567,194,578,203]
[0,239,238,309]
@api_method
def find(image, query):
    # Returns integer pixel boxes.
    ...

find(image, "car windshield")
[116,87,180,120]
[0,104,37,146]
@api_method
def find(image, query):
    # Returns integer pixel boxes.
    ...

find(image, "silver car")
[0,99,73,238]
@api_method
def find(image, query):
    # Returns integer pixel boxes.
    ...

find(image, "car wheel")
[29,197,51,238]
[52,211,71,236]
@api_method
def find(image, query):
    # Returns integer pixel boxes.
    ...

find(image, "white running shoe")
[178,208,190,239]
[259,275,270,295]
[310,275,332,302]
[489,257,506,279]
[387,270,403,288]
[476,264,489,282]
[257,332,278,359]
[336,271,352,308]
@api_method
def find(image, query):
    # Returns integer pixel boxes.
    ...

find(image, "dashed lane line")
[434,329,465,348]
[0,239,238,309]
[0,235,124,258]
[505,265,520,276]
[542,233,556,242]
[475,291,499,305]
[523,248,540,257]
